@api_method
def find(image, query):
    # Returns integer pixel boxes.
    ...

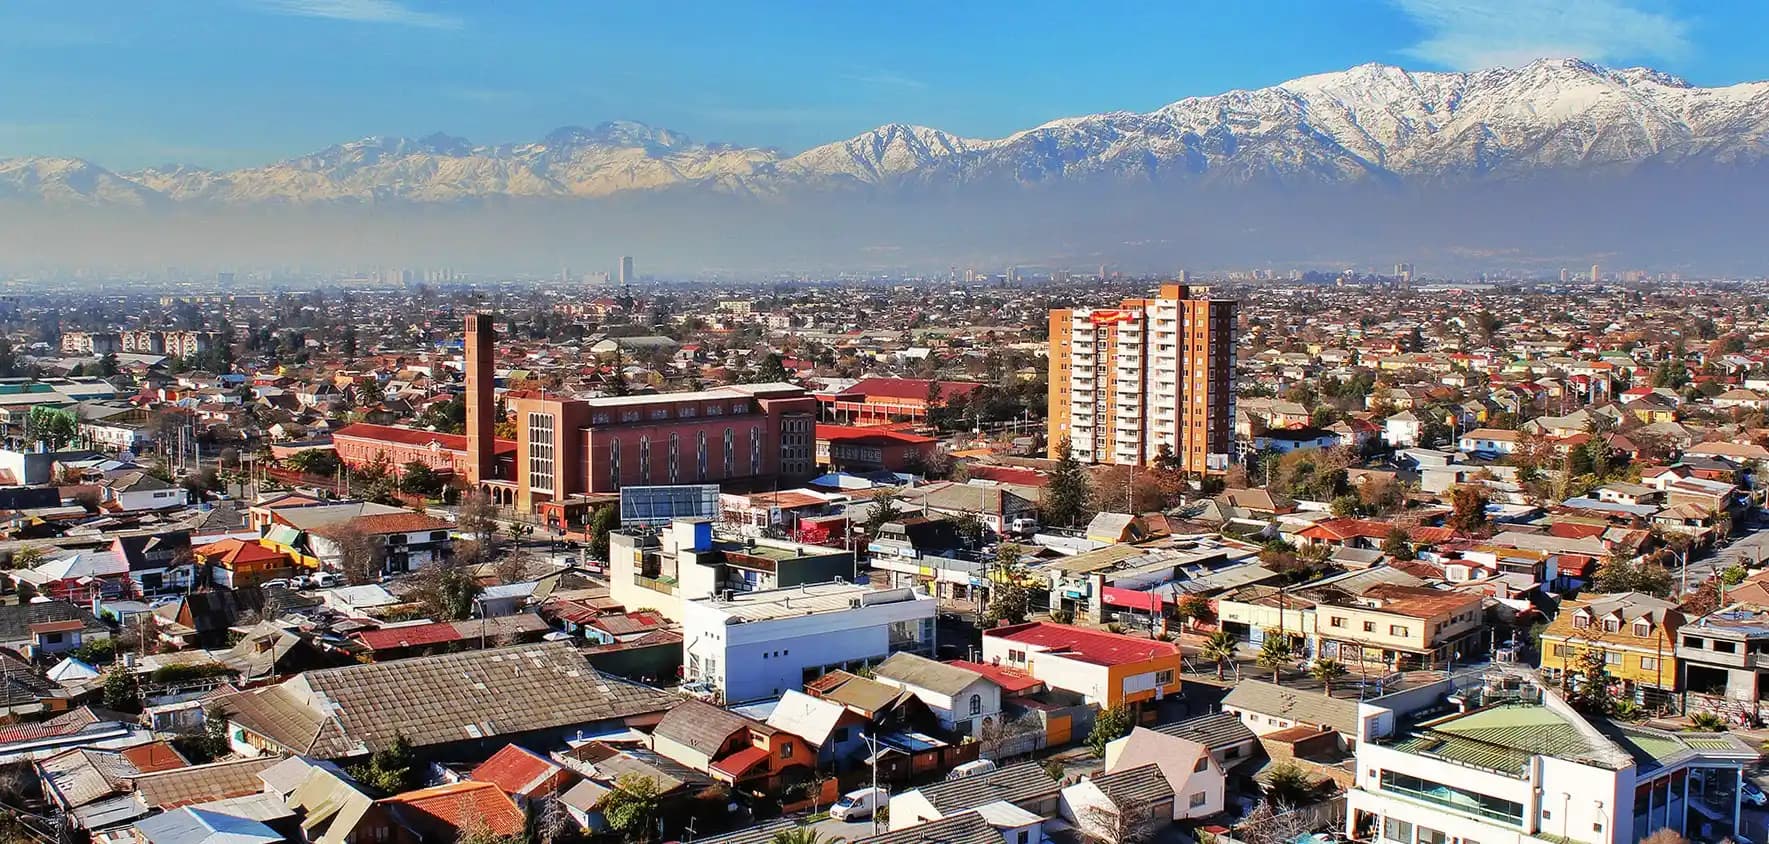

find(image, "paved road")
[1675,521,1769,594]
[809,815,881,840]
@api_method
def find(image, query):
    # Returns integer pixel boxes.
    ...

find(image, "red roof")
[194,538,289,566]
[120,741,189,773]
[985,621,1180,666]
[946,660,1044,694]
[354,621,463,651]
[383,781,525,837]
[842,378,985,403]
[1297,518,1454,545]
[815,424,937,445]
[1101,586,1166,612]
[1547,522,1609,540]
[964,465,1048,487]
[710,744,771,779]
[333,422,516,455]
[327,512,452,537]
[470,744,568,798]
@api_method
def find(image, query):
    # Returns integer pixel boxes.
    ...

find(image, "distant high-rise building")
[619,256,635,286]
[1047,284,1237,474]
[217,272,235,287]
[1590,263,1601,282]
[1559,268,1569,283]
[1177,269,1192,284]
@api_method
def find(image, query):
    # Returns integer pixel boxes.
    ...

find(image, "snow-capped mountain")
[11,58,1769,206]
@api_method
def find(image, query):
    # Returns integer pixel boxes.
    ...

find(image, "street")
[1677,520,1769,594]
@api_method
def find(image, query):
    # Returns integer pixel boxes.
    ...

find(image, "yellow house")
[1539,593,1682,703]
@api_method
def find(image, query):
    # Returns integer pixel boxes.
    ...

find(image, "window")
[1189,791,1207,807]
[609,438,621,488]
[1415,828,1447,844]
[723,428,735,474]
[750,426,762,473]
[1383,818,1413,843]
[1602,618,1620,633]
[527,412,556,491]
[1389,625,1408,637]
[1641,657,1660,671]
[1363,621,1376,633]
[1573,615,1590,629]
[1552,644,1566,657]
[1633,621,1651,636]
[1193,757,1209,773]
[639,436,651,482]
[1330,616,1345,628]
[668,433,681,483]
[697,431,708,482]
[1155,670,1174,686]
[969,694,982,715]
[779,741,793,757]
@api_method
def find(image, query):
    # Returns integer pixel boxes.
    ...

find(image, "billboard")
[618,484,721,527]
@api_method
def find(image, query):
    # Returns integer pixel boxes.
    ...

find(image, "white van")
[829,787,887,821]
[945,759,998,781]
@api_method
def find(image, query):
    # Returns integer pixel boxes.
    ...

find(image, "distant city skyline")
[3,0,1766,169]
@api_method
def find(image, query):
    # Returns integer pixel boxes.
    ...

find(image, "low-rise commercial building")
[979,621,1180,711]
[682,582,937,704]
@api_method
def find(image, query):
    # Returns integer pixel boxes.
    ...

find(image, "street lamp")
[859,732,884,836]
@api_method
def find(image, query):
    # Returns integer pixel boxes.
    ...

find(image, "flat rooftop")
[695,582,926,622]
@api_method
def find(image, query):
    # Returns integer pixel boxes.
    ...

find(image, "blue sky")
[0,0,1760,170]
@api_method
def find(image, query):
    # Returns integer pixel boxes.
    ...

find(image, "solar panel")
[618,484,721,527]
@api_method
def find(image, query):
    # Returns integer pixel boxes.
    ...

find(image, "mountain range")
[5,58,1769,273]
[6,58,1769,207]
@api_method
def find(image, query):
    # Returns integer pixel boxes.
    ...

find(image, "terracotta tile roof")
[194,538,288,566]
[840,378,985,402]
[317,511,451,537]
[944,660,1043,694]
[469,744,569,798]
[383,781,525,838]
[333,422,517,455]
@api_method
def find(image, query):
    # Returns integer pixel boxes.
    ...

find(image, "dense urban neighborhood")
[0,272,1762,844]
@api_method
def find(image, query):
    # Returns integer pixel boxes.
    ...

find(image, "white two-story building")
[682,581,937,704]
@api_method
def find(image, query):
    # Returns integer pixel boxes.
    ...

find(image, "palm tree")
[1257,634,1295,684]
[1201,631,1239,680]
[1309,658,1348,695]
[1687,710,1728,732]
[772,829,844,844]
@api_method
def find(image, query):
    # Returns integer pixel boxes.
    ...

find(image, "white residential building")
[681,582,936,704]
[1346,676,1757,844]
[871,652,1001,737]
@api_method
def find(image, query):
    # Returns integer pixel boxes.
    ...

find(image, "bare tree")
[457,491,500,547]
[1235,800,1312,844]
[978,712,1043,761]
[1081,801,1163,844]
[325,522,385,586]
[494,552,530,584]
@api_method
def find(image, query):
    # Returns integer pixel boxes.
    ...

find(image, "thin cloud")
[842,70,928,90]
[1392,0,1690,69]
[249,0,461,29]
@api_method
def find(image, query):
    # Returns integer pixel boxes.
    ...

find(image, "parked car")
[1743,781,1766,807]
[830,787,888,821]
[945,759,998,781]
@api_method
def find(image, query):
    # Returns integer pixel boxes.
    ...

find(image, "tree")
[102,666,139,713]
[1236,800,1312,844]
[1202,630,1239,681]
[749,353,792,384]
[1564,647,1614,714]
[1309,658,1348,694]
[1042,439,1093,527]
[951,510,988,548]
[1640,830,1689,844]
[1080,800,1163,844]
[411,562,482,621]
[862,486,905,537]
[400,461,443,498]
[200,702,233,760]
[27,406,77,449]
[348,734,420,794]
[1261,761,1316,806]
[983,543,1030,627]
[771,828,844,844]
[458,490,500,545]
[1687,710,1727,732]
[1257,634,1294,683]
[599,773,663,842]
[977,712,1042,761]
[588,505,620,561]
[1447,484,1490,533]
[1086,705,1132,757]
[1381,526,1414,560]
[1177,594,1213,629]
[286,448,340,477]
[1593,549,1674,598]
[326,522,386,585]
